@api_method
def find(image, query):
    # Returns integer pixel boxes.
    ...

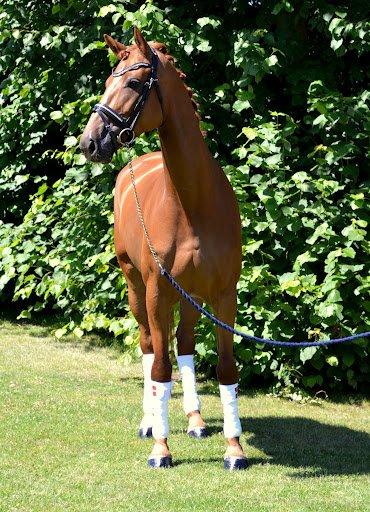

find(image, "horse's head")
[80,28,164,163]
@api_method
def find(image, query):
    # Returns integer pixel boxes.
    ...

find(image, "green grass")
[0,320,369,512]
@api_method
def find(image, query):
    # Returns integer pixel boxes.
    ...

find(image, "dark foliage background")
[0,0,369,395]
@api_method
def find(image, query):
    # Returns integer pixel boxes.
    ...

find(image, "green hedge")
[0,0,369,394]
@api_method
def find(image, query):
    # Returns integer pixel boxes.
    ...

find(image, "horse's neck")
[158,83,217,217]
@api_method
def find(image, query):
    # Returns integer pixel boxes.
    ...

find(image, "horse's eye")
[126,78,142,91]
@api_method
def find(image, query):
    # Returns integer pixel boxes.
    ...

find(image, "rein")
[93,48,160,148]
[127,149,370,348]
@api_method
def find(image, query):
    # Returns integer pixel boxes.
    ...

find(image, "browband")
[112,61,151,77]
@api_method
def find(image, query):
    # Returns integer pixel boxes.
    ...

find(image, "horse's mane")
[149,41,205,136]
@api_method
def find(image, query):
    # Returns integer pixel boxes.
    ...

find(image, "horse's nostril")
[88,138,97,156]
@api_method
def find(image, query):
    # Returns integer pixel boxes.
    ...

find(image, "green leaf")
[40,33,52,47]
[323,13,333,22]
[326,290,342,303]
[112,13,122,25]
[265,153,281,166]
[328,18,342,32]
[233,99,251,112]
[74,154,86,166]
[292,171,309,183]
[312,114,327,126]
[197,40,212,52]
[342,247,356,258]
[197,17,221,28]
[98,4,116,17]
[300,346,318,363]
[343,353,355,367]
[50,111,64,123]
[36,183,48,196]
[326,355,339,367]
[341,224,366,241]
[14,174,30,186]
[317,303,344,320]
[196,343,207,357]
[54,328,67,339]
[265,55,278,67]
[17,310,32,320]
[49,258,60,268]
[243,239,263,254]
[242,127,257,140]
[184,43,193,55]
[64,136,78,148]
[331,38,343,51]
[73,327,84,338]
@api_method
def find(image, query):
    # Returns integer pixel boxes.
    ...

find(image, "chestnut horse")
[80,28,247,470]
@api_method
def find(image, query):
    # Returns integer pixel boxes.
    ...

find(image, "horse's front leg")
[213,287,248,470]
[145,275,173,468]
[119,262,154,438]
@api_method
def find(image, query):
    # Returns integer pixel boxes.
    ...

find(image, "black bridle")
[92,48,161,148]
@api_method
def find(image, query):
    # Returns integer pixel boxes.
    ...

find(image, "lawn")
[0,320,369,512]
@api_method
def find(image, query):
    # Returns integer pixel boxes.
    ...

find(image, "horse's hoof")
[223,456,248,471]
[147,456,173,469]
[138,426,153,439]
[187,427,208,439]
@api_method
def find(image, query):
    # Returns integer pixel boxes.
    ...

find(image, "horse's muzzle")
[80,129,116,163]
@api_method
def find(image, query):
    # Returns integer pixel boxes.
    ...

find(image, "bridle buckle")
[148,77,158,88]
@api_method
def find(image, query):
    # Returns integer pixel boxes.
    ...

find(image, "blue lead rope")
[160,267,370,348]
[127,150,370,349]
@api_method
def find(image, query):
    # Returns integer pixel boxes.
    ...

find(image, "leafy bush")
[0,0,369,392]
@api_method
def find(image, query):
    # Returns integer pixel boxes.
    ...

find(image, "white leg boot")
[148,381,173,468]
[219,383,247,470]
[177,355,207,438]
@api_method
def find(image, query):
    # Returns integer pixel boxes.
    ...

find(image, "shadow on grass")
[135,415,369,473]
[239,416,370,478]
[172,457,222,467]
[171,455,268,467]
[170,422,223,436]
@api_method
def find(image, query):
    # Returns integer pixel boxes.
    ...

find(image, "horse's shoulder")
[116,151,163,189]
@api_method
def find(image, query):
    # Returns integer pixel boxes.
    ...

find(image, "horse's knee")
[152,355,172,382]
[139,325,153,354]
[176,324,195,355]
[140,336,153,355]
[140,340,154,355]
[217,356,238,385]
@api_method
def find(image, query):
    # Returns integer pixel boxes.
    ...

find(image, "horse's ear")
[133,27,152,60]
[104,34,126,56]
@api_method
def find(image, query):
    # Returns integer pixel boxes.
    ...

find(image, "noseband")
[92,48,161,148]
